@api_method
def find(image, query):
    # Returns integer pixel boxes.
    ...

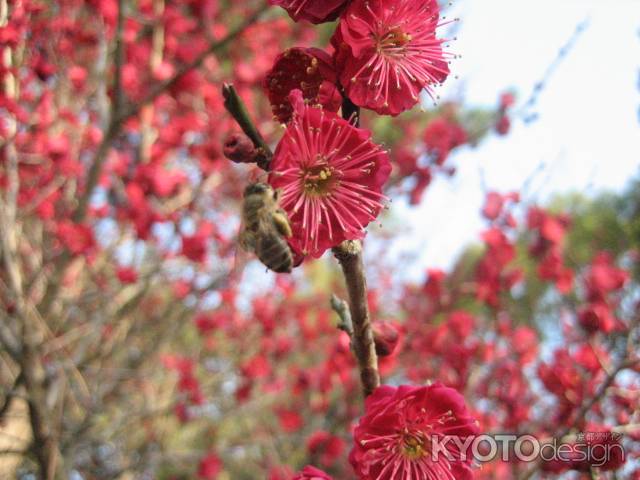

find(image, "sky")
[395,0,640,276]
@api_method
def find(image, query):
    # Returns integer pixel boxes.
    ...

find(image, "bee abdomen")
[257,234,293,273]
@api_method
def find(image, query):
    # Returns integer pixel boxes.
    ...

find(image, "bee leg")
[272,211,292,238]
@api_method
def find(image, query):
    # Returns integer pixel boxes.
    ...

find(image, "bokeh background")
[0,0,639,479]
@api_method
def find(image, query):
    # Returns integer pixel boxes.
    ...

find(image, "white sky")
[395,0,640,276]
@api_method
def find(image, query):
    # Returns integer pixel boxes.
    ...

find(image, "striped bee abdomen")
[240,183,294,274]
[256,233,293,273]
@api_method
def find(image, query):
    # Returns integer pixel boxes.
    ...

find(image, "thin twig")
[518,358,638,480]
[74,0,126,222]
[0,448,29,456]
[518,17,589,124]
[112,0,125,115]
[222,83,272,170]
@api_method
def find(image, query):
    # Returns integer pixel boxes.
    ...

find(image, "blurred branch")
[518,314,640,480]
[138,0,165,164]
[0,0,22,361]
[0,323,20,360]
[74,0,126,222]
[75,2,269,221]
[0,448,29,456]
[122,4,268,122]
[519,17,590,124]
[40,3,269,321]
[65,299,189,451]
[0,371,23,423]
[112,0,125,115]
[21,341,62,480]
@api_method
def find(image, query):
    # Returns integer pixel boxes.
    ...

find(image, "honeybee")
[239,182,294,273]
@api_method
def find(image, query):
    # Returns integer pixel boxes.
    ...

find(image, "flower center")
[377,27,412,53]
[401,432,429,460]
[302,162,335,196]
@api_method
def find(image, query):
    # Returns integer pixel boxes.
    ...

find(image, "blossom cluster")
[263,0,456,258]
[4,1,638,479]
[173,191,639,479]
[256,5,480,474]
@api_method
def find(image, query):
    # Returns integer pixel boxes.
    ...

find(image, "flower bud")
[373,321,400,357]
[495,114,511,136]
[223,133,257,164]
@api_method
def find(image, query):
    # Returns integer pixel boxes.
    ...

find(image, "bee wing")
[238,227,254,252]
[229,218,254,283]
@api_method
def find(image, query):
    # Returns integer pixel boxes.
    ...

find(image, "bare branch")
[518,17,589,124]
[518,353,639,479]
[333,241,380,398]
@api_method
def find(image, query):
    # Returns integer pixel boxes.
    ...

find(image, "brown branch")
[74,0,126,222]
[112,0,125,116]
[138,0,165,164]
[0,0,22,361]
[333,241,380,397]
[0,3,61,476]
[0,370,23,423]
[563,360,633,434]
[222,83,272,170]
[0,448,29,456]
[220,54,379,398]
[21,341,61,480]
[0,307,20,359]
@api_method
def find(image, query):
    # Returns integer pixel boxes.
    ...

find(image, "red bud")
[223,133,257,164]
[373,321,400,357]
